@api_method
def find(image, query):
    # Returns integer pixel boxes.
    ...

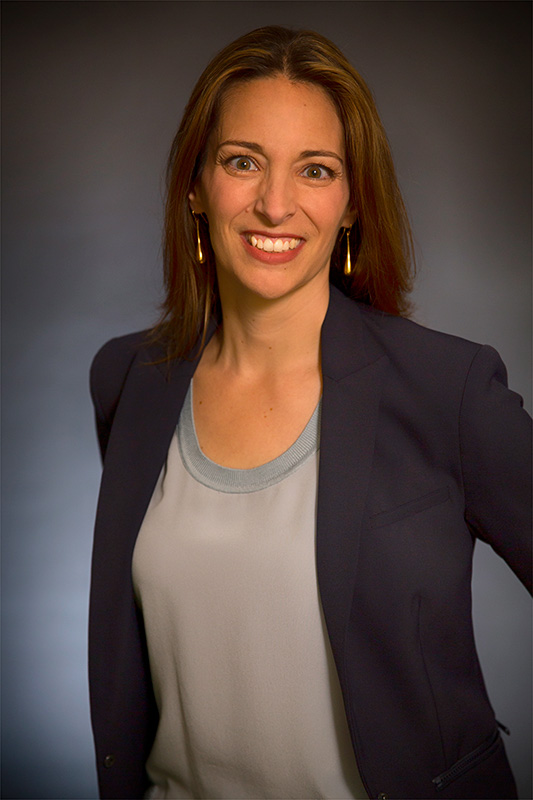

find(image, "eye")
[227,156,258,172]
[302,164,334,180]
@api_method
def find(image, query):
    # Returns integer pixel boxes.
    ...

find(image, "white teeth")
[247,234,301,252]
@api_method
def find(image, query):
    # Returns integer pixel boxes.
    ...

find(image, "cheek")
[304,184,351,226]
[208,184,253,224]
[315,202,351,239]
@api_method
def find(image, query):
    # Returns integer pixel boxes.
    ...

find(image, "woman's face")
[189,75,355,305]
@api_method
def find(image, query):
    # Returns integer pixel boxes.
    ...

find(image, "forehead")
[215,76,344,151]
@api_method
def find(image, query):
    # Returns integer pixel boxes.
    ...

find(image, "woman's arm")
[459,344,532,592]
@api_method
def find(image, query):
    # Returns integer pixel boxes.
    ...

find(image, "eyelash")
[220,154,338,181]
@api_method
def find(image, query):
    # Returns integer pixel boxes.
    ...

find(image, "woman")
[89,26,531,800]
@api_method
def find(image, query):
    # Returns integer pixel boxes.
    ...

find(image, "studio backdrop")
[2,2,531,798]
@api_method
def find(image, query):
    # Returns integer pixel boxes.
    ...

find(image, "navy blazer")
[89,286,531,800]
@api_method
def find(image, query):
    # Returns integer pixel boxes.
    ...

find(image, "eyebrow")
[217,140,344,165]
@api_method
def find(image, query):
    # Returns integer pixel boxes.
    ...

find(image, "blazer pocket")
[432,728,501,791]
[369,486,450,530]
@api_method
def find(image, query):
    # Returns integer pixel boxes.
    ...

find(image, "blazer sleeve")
[89,333,146,462]
[459,344,532,593]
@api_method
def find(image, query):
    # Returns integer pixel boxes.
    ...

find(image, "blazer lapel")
[95,321,217,572]
[99,347,196,547]
[317,289,389,678]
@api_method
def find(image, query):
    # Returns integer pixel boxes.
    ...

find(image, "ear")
[188,183,205,215]
[341,203,357,229]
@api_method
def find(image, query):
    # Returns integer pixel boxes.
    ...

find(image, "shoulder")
[91,330,150,370]
[327,286,509,399]
[346,289,500,372]
[360,301,509,388]
[357,300,483,366]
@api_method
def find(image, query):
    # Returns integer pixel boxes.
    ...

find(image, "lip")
[243,230,304,240]
[240,232,305,264]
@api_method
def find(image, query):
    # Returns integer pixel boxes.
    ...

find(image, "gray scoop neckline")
[177,383,320,494]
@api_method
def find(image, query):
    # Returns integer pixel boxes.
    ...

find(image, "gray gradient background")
[2,2,531,798]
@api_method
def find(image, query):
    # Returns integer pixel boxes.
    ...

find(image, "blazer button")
[377,794,388,799]
[103,754,115,768]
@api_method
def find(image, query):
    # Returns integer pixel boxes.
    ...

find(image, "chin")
[243,269,313,299]
[218,254,330,305]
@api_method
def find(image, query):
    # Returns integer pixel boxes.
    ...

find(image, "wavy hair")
[157,26,415,358]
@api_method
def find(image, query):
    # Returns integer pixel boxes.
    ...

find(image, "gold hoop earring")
[193,212,205,264]
[344,227,352,276]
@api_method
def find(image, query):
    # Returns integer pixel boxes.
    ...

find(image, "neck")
[209,279,330,377]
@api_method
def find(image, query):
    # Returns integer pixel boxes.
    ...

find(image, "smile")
[246,233,303,252]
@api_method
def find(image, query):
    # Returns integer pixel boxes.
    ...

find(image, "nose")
[253,170,296,226]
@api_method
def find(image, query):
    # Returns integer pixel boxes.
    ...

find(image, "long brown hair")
[158,26,415,358]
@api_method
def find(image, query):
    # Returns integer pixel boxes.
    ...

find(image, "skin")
[189,76,355,468]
